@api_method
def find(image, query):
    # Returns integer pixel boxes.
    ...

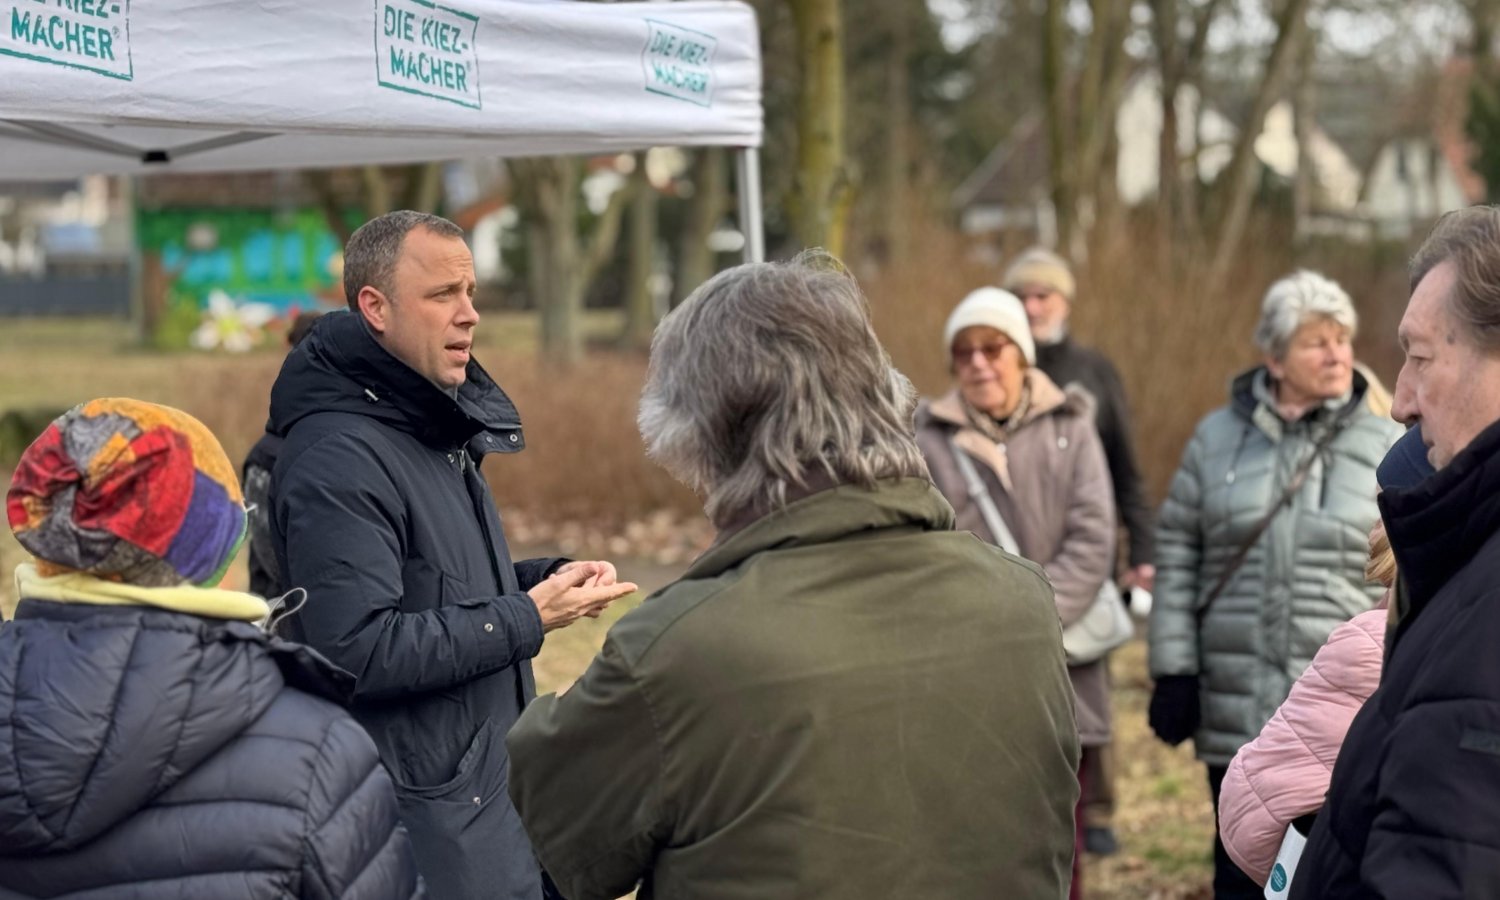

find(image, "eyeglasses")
[951,340,1014,367]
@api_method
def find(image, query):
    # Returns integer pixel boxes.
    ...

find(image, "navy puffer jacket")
[0,601,422,899]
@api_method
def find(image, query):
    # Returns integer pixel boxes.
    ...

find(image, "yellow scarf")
[14,562,270,623]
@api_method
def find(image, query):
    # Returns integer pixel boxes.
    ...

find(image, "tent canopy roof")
[0,0,762,180]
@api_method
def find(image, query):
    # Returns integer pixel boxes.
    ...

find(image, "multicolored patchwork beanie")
[7,399,247,588]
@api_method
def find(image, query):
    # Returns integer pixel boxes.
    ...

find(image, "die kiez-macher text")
[11,0,119,63]
[383,3,469,93]
[647,26,710,96]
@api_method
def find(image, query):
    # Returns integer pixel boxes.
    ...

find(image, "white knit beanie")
[943,287,1036,366]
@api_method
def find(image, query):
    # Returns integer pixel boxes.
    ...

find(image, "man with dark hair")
[242,310,323,600]
[267,210,637,899]
[1291,206,1500,897]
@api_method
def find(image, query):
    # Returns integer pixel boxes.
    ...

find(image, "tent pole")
[122,175,147,345]
[734,147,765,264]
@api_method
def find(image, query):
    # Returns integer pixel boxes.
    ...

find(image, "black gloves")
[1148,675,1200,747]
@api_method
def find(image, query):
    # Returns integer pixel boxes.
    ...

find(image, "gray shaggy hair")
[1254,269,1358,360]
[638,251,930,525]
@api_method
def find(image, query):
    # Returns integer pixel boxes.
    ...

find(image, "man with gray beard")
[506,253,1081,900]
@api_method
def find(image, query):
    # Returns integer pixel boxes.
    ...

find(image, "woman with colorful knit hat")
[0,398,423,899]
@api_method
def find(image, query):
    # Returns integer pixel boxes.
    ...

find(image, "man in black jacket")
[1291,205,1500,898]
[269,211,637,900]
[1004,247,1151,856]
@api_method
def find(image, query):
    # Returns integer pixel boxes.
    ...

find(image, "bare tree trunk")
[787,0,851,256]
[304,171,355,245]
[1076,0,1131,258]
[401,163,444,213]
[534,160,583,364]
[1043,0,1130,255]
[621,154,658,350]
[675,148,728,305]
[510,156,636,365]
[881,1,913,265]
[1208,0,1312,286]
[361,166,393,217]
[1150,0,1225,252]
[1292,34,1317,248]
[1151,0,1182,237]
[1042,0,1074,251]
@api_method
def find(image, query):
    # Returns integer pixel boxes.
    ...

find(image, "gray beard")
[1034,324,1068,347]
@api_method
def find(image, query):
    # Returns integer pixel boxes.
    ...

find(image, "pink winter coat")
[1217,608,1387,885]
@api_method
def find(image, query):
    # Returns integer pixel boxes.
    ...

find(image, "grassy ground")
[0,316,1217,898]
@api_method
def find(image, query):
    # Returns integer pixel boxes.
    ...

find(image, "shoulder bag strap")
[948,435,1021,555]
[1199,420,1346,610]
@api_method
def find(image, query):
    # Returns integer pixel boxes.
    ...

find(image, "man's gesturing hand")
[529,563,638,632]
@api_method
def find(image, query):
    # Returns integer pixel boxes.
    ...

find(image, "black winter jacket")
[0,601,421,899]
[1291,418,1500,898]
[268,310,562,900]
[1035,336,1153,566]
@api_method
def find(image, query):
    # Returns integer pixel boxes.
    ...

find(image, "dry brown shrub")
[480,353,700,525]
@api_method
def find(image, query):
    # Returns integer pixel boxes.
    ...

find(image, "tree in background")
[507,156,633,366]
[1206,0,1314,285]
[1148,0,1228,246]
[786,0,852,256]
[1042,0,1134,256]
[304,164,444,245]
[1466,0,1500,201]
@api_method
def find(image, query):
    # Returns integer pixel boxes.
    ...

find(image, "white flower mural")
[190,290,277,353]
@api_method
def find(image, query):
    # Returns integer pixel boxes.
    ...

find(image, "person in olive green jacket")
[507,253,1082,900]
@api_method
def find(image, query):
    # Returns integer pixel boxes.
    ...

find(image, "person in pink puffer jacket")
[1216,602,1388,885]
[1217,432,1424,888]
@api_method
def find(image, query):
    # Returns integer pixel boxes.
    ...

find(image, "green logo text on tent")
[642,19,716,108]
[375,0,479,110]
[4,0,132,80]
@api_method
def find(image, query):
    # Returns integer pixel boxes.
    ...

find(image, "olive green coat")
[507,480,1081,900]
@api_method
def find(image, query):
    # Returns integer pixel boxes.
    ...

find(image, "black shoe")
[1084,826,1119,856]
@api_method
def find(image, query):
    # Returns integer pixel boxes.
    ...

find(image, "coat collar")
[917,369,1091,493]
[685,479,956,581]
[269,309,524,455]
[1230,366,1367,442]
[921,367,1076,433]
[1380,416,1500,621]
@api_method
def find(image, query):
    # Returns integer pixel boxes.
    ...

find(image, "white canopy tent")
[0,0,765,259]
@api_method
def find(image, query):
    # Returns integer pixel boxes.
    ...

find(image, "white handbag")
[949,437,1134,665]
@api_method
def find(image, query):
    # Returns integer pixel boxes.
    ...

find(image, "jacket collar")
[1380,416,1500,619]
[268,309,524,454]
[921,368,1076,434]
[14,562,270,622]
[1230,366,1366,441]
[685,479,956,581]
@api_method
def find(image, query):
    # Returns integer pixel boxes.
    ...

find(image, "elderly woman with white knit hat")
[915,287,1117,900]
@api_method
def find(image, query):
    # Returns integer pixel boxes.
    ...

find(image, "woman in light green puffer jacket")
[1147,270,1401,898]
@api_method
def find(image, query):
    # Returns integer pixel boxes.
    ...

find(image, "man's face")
[358,228,479,391]
[1393,260,1500,468]
[1013,283,1071,343]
